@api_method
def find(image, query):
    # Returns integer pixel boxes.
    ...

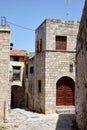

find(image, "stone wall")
[76,0,87,129]
[46,19,79,51]
[0,25,10,122]
[25,58,34,110]
[45,51,76,113]
[36,19,79,52]
[34,52,45,113]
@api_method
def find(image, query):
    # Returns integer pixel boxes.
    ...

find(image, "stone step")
[56,106,75,114]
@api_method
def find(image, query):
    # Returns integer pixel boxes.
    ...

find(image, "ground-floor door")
[56,76,75,106]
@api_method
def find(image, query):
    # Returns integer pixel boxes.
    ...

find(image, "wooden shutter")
[36,39,42,53]
[56,36,67,50]
[36,40,40,53]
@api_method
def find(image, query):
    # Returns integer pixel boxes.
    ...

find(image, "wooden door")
[56,77,75,106]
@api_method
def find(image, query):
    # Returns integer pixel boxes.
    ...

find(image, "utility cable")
[7,21,35,31]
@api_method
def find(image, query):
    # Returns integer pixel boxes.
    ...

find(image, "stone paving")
[0,108,76,130]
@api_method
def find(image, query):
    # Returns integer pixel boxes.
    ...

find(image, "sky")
[0,0,85,52]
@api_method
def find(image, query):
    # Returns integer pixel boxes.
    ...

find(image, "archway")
[56,76,75,106]
[11,85,25,108]
[11,92,14,109]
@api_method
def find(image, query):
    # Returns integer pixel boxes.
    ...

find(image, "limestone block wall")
[46,19,79,51]
[0,25,10,122]
[45,51,75,114]
[36,19,79,52]
[34,51,76,114]
[25,58,34,110]
[34,53,45,113]
[35,21,46,51]
[76,0,87,129]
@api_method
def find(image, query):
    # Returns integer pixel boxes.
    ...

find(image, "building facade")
[0,25,10,122]
[25,19,79,114]
[10,49,25,109]
[76,0,87,129]
[24,53,35,110]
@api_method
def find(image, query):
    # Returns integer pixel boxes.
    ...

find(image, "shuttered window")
[56,36,67,50]
[36,39,42,53]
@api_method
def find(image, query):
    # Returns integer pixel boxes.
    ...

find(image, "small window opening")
[13,56,19,61]
[30,66,34,74]
[38,80,41,93]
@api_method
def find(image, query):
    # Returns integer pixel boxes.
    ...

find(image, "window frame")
[30,66,34,74]
[13,56,19,61]
[56,36,67,50]
[36,39,42,53]
[13,66,21,81]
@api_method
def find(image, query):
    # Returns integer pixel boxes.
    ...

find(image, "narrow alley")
[1,108,76,130]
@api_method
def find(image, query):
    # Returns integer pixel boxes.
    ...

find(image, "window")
[38,80,41,93]
[56,36,67,50]
[70,64,73,73]
[13,56,19,61]
[26,64,28,78]
[36,39,42,53]
[30,66,34,74]
[13,66,21,80]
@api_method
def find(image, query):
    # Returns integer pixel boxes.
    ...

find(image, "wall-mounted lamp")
[10,43,13,50]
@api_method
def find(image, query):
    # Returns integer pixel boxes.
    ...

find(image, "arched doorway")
[11,85,25,108]
[56,76,75,106]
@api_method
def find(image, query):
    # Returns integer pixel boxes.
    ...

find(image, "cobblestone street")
[0,108,76,130]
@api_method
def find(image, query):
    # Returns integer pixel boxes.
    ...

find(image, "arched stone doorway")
[56,76,75,106]
[11,85,25,108]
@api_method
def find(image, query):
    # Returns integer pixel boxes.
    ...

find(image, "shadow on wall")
[56,114,76,130]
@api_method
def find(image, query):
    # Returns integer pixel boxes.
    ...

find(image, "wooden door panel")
[56,98,65,106]
[56,85,74,106]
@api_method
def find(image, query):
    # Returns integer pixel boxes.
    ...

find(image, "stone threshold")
[56,106,75,114]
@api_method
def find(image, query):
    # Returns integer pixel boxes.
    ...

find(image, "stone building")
[76,0,87,129]
[24,52,35,109]
[9,49,25,109]
[0,25,10,122]
[25,19,79,114]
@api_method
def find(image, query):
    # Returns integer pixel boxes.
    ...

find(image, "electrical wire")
[7,21,35,31]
